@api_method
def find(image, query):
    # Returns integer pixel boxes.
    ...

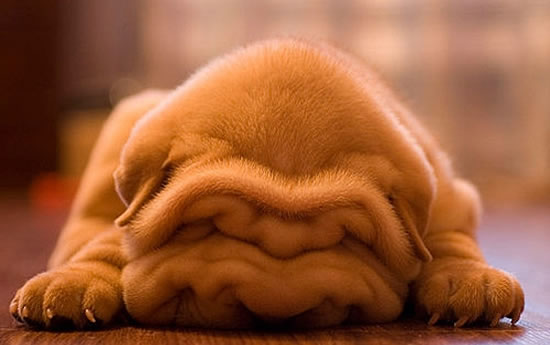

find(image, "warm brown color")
[1,199,548,344]
[9,40,525,329]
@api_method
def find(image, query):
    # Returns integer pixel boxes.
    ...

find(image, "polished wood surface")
[1,199,549,344]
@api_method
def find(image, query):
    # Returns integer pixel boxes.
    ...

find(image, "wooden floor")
[0,198,549,344]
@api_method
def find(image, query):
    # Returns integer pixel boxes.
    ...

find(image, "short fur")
[10,39,523,329]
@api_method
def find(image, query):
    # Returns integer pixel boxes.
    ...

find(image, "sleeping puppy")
[10,39,524,329]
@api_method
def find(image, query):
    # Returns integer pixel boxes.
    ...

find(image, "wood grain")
[1,318,547,345]
[1,199,549,344]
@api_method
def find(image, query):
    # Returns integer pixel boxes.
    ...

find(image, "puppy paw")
[413,259,524,327]
[9,262,122,329]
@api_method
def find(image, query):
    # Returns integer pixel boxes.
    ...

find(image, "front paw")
[9,262,122,329]
[413,259,524,327]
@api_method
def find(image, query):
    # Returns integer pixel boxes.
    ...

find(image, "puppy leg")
[49,90,168,267]
[10,91,168,329]
[412,179,524,327]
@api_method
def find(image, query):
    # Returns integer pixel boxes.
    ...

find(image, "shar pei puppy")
[10,39,524,329]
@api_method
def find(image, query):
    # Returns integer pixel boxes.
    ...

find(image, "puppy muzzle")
[120,160,422,328]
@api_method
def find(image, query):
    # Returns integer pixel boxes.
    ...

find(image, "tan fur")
[10,39,523,329]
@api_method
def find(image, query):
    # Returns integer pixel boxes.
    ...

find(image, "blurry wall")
[1,0,549,207]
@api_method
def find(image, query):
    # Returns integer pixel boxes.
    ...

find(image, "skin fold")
[10,39,524,329]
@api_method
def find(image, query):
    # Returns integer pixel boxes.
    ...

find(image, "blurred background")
[1,0,549,210]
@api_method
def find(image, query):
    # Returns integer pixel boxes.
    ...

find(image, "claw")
[511,312,520,325]
[454,316,469,328]
[46,308,54,320]
[428,313,440,326]
[85,309,96,323]
[490,315,501,327]
[21,306,29,318]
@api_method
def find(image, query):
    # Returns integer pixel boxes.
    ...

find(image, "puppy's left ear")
[391,188,433,262]
[114,157,168,227]
[113,123,175,227]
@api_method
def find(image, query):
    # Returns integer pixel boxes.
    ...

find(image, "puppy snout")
[181,195,347,258]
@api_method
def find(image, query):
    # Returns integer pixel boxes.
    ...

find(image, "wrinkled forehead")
[127,41,431,189]
[167,44,408,175]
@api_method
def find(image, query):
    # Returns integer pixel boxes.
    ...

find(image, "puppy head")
[114,39,435,264]
[113,39,437,272]
[114,39,439,327]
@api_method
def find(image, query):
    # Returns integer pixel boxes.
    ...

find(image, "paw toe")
[449,279,485,324]
[81,278,121,324]
[17,273,53,326]
[417,276,450,320]
[9,297,21,323]
[43,275,90,327]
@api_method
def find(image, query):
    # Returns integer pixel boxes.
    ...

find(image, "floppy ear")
[113,123,174,227]
[390,188,433,262]
[114,161,167,227]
